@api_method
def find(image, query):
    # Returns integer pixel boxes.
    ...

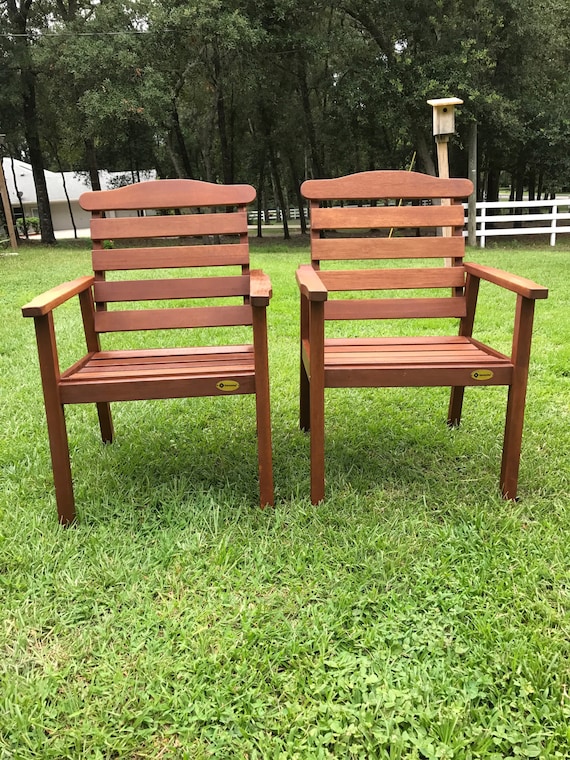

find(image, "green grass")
[1,240,569,758]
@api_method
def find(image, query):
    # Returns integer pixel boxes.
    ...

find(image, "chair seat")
[322,336,513,387]
[60,345,257,403]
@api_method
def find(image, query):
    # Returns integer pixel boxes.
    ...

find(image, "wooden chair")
[22,179,273,523]
[297,170,548,503]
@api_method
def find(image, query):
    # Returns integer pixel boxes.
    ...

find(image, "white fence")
[464,198,570,247]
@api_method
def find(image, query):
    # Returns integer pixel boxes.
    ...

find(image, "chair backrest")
[79,179,256,338]
[302,170,473,323]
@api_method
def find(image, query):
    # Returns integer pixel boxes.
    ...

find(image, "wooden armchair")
[22,179,273,523]
[297,170,548,503]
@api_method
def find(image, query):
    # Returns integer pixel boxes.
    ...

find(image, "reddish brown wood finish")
[22,179,273,522]
[297,170,547,503]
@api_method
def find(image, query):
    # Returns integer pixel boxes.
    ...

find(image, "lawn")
[1,239,569,758]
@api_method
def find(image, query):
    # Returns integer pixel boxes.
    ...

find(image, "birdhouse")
[426,97,463,137]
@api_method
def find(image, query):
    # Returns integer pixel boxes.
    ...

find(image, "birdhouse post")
[426,98,463,262]
[426,97,463,179]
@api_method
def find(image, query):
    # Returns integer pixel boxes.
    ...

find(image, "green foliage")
[16,216,40,235]
[2,0,570,212]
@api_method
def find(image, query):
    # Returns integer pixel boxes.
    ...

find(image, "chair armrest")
[22,276,95,317]
[296,265,328,301]
[249,269,272,307]
[464,263,548,300]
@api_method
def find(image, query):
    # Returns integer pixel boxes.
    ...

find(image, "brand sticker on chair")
[216,380,240,391]
[471,369,494,381]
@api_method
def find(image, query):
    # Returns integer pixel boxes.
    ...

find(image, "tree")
[3,0,56,243]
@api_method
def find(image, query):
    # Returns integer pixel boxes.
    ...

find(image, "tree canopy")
[1,0,569,238]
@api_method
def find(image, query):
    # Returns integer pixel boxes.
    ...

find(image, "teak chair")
[297,170,548,504]
[22,179,273,523]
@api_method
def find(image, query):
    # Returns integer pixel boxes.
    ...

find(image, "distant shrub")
[16,216,40,235]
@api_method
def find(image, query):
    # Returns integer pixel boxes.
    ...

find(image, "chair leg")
[448,386,465,427]
[309,301,325,505]
[309,377,325,505]
[255,389,274,508]
[96,402,114,443]
[300,359,310,431]
[500,376,528,500]
[252,306,274,507]
[45,402,76,525]
[501,296,536,500]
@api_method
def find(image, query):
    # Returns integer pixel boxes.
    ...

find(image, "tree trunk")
[22,73,56,244]
[7,0,56,244]
[168,105,193,178]
[53,148,77,238]
[414,128,436,177]
[256,157,265,238]
[213,49,234,186]
[84,138,101,191]
[296,57,324,179]
[486,166,501,204]
[528,169,536,201]
[288,155,307,235]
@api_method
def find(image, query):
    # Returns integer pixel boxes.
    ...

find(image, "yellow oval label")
[471,369,494,381]
[216,380,240,392]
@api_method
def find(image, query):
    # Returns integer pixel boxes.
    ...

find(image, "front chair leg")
[309,301,325,504]
[500,378,527,500]
[45,402,76,525]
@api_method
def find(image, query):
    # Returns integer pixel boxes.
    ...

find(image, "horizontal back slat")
[94,305,253,333]
[324,297,467,321]
[91,211,248,241]
[319,267,465,292]
[311,204,465,231]
[312,236,464,261]
[93,276,250,303]
[92,244,249,271]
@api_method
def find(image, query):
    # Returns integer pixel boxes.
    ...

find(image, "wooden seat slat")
[85,353,253,369]
[91,211,248,241]
[324,297,467,321]
[318,267,465,291]
[92,244,249,271]
[64,363,255,382]
[324,335,470,347]
[310,204,465,231]
[312,236,464,261]
[90,345,253,360]
[94,304,253,333]
[94,275,250,303]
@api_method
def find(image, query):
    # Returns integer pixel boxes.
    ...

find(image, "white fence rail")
[464,198,570,247]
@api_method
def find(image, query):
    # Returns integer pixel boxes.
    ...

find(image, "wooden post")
[0,144,18,251]
[427,98,463,264]
[467,122,478,247]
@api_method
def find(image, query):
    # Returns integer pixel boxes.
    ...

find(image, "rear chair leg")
[300,360,310,431]
[97,402,114,443]
[448,386,465,427]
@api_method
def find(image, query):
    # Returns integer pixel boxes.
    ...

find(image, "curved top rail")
[301,171,473,201]
[80,178,256,211]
